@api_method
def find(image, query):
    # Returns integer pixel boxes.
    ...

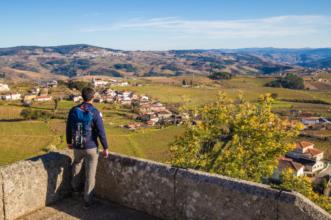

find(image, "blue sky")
[0,0,331,50]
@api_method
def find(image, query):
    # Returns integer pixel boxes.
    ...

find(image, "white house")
[35,96,52,102]
[287,141,324,161]
[140,95,149,102]
[92,78,109,87]
[273,157,305,180]
[46,80,58,88]
[286,141,326,176]
[301,117,331,127]
[72,95,82,103]
[0,83,10,92]
[10,93,21,100]
[2,93,21,101]
[119,82,129,87]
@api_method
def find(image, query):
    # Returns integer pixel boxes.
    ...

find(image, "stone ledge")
[0,151,72,220]
[0,151,331,220]
[277,190,331,220]
[96,152,177,220]
[174,168,279,220]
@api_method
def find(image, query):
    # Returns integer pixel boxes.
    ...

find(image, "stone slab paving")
[18,197,159,220]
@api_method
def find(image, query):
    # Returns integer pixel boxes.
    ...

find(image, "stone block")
[95,153,176,220]
[174,168,279,220]
[1,152,72,220]
[277,190,331,220]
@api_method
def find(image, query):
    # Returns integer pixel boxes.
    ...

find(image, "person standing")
[66,87,109,208]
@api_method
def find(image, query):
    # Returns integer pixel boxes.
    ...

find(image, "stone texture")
[1,152,72,220]
[0,169,4,220]
[174,168,279,220]
[18,197,159,220]
[95,153,177,220]
[0,151,330,220]
[277,191,331,220]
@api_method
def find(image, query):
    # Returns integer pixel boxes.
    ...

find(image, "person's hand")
[67,144,73,149]
[101,149,109,158]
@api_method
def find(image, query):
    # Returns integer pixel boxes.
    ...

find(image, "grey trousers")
[71,148,99,202]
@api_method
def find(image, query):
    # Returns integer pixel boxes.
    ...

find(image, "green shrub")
[208,71,232,80]
[266,74,304,90]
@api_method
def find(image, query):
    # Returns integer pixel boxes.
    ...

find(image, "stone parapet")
[0,151,330,220]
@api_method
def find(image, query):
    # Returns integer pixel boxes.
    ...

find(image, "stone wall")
[0,151,330,220]
[96,153,331,220]
[0,152,72,220]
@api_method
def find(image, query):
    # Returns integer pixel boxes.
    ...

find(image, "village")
[0,78,182,130]
[1,77,331,195]
[274,115,331,196]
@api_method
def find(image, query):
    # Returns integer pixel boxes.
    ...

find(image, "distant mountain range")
[0,44,330,80]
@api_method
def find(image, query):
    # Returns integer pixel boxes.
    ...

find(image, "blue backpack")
[71,104,95,149]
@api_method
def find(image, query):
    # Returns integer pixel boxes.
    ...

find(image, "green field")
[0,101,184,165]
[0,76,330,165]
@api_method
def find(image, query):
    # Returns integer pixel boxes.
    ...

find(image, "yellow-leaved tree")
[280,169,331,213]
[170,93,301,182]
[170,93,331,213]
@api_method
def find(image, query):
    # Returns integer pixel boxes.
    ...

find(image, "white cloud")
[80,15,331,39]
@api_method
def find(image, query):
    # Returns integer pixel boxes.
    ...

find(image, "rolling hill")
[0,45,330,80]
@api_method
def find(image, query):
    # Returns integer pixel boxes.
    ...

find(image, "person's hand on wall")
[101,149,109,158]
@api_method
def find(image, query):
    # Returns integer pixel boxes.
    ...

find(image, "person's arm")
[66,108,74,149]
[94,110,109,150]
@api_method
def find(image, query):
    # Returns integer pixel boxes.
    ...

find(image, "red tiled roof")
[306,148,323,156]
[296,141,314,149]
[278,157,304,172]
[302,117,320,120]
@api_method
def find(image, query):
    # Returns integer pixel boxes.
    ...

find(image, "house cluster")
[135,101,176,126]
[1,93,22,101]
[23,86,52,102]
[45,80,58,88]
[92,78,129,88]
[301,117,331,129]
[81,88,180,128]
[275,141,326,179]
[72,49,126,58]
[0,83,22,101]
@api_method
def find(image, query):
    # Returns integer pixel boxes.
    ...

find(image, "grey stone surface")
[96,154,331,220]
[174,168,279,220]
[277,191,331,220]
[0,151,330,220]
[95,153,177,220]
[18,197,159,220]
[1,152,72,220]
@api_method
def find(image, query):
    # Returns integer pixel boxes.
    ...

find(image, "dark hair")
[82,87,95,102]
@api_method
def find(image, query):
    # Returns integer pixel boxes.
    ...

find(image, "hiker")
[66,87,109,208]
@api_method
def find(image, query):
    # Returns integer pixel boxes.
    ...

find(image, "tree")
[20,108,52,122]
[266,74,304,90]
[279,170,331,213]
[53,98,60,113]
[170,93,331,214]
[270,93,278,99]
[170,93,302,182]
[208,72,232,80]
[68,80,92,91]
